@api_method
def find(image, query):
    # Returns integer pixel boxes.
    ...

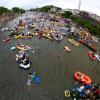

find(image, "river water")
[0,12,100,100]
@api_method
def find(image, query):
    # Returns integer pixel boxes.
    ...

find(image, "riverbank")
[0,13,22,28]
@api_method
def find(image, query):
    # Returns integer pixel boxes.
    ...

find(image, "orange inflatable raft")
[73,71,92,85]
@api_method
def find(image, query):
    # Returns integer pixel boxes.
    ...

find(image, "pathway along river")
[0,12,100,100]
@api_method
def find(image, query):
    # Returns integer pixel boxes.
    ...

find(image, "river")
[0,12,100,100]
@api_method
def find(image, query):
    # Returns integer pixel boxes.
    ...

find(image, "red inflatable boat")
[3,37,10,42]
[88,51,96,61]
[73,71,92,85]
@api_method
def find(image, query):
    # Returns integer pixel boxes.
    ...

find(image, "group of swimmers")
[71,83,100,99]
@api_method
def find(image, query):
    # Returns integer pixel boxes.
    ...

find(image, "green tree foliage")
[20,8,26,13]
[12,7,19,12]
[0,7,11,14]
[12,7,26,13]
[73,18,100,36]
[62,11,100,37]
[29,8,40,12]
[38,5,54,12]
[61,11,72,18]
[0,6,25,15]
[29,8,36,11]
[31,5,62,12]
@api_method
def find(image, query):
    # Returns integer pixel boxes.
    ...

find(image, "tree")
[0,7,11,14]
[19,8,26,13]
[62,10,100,37]
[12,7,20,13]
[62,11,72,18]
[12,7,25,13]
[38,5,54,12]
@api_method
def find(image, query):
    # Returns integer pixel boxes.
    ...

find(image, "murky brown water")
[0,13,100,100]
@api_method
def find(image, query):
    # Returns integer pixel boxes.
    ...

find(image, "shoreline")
[0,13,22,28]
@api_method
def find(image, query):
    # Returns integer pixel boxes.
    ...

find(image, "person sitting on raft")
[77,85,86,98]
[16,52,28,63]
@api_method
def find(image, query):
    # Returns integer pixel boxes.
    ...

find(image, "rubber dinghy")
[16,44,32,51]
[19,61,31,69]
[64,46,71,52]
[68,39,79,46]
[73,71,92,85]
[88,51,96,61]
[16,54,31,69]
[3,37,10,42]
[64,90,71,97]
[52,33,63,41]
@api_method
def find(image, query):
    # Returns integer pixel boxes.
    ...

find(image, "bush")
[12,7,26,13]
[38,5,54,12]
[62,11,100,37]
[0,7,11,14]
[61,11,72,18]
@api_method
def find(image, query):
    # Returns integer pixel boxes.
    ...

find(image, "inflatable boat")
[14,35,32,39]
[10,46,16,50]
[64,90,71,97]
[79,39,97,52]
[16,53,31,69]
[53,34,63,41]
[88,51,96,61]
[52,33,63,41]
[16,44,31,51]
[64,46,71,52]
[68,39,79,46]
[73,71,92,84]
[19,61,31,69]
[3,37,10,42]
[42,33,53,40]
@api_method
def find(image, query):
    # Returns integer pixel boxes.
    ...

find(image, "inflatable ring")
[64,90,70,97]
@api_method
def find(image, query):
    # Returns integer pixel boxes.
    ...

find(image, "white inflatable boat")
[19,61,31,69]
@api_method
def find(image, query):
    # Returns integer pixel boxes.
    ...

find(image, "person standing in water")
[26,72,33,91]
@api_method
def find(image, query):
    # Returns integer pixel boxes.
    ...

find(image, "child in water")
[26,72,32,90]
